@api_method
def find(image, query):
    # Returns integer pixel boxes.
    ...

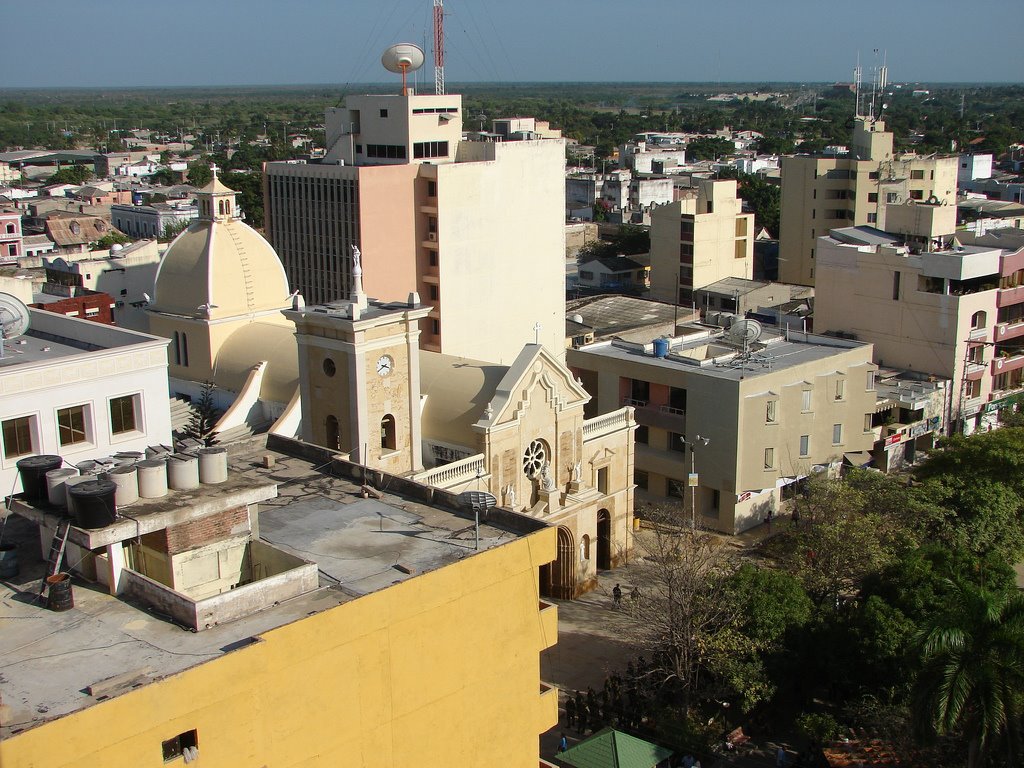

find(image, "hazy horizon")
[4,0,1022,89]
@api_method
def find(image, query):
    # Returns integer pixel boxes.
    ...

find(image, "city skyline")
[3,0,1022,89]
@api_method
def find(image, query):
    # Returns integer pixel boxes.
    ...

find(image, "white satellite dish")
[0,292,30,359]
[381,43,425,95]
[727,318,763,346]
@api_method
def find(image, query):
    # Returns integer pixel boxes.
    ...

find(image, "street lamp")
[679,434,710,530]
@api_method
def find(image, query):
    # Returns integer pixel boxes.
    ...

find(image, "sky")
[3,0,1022,89]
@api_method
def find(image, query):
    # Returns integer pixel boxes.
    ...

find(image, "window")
[629,378,650,404]
[679,243,693,261]
[764,447,774,469]
[832,423,843,445]
[867,192,878,203]
[799,434,810,457]
[380,414,397,451]
[325,415,340,450]
[523,439,547,478]
[426,180,437,197]
[669,387,687,413]
[634,470,649,490]
[734,239,747,259]
[57,405,87,446]
[868,171,880,180]
[413,141,449,159]
[966,379,981,399]
[109,395,137,434]
[911,169,925,180]
[864,413,873,432]
[162,729,198,762]
[867,213,877,223]
[366,144,407,159]
[597,467,608,494]
[431,319,440,335]
[968,344,984,364]
[766,400,778,423]
[835,380,845,401]
[735,218,748,237]
[322,357,336,377]
[909,189,924,201]
[971,311,987,330]
[679,218,694,240]
[379,109,389,118]
[428,285,439,300]
[710,489,720,511]
[580,534,591,561]
[579,270,594,280]
[355,144,363,153]
[886,192,899,203]
[635,425,649,445]
[5,223,14,234]
[801,389,812,412]
[670,433,686,452]
[2,416,34,459]
[866,371,876,390]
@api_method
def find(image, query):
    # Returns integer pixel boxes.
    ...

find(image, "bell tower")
[285,274,431,474]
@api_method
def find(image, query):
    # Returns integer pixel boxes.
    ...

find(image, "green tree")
[92,231,131,250]
[913,581,1024,767]
[161,219,190,242]
[686,136,734,161]
[46,164,92,185]
[187,160,212,188]
[182,381,220,446]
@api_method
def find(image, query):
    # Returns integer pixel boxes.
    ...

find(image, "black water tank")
[46,573,73,612]
[68,479,117,529]
[16,455,63,501]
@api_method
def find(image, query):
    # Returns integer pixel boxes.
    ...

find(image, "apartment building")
[569,325,877,533]
[264,90,566,366]
[779,117,958,285]
[814,222,1024,433]
[649,178,754,305]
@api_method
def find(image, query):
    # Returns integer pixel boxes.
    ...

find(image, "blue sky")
[3,0,1022,88]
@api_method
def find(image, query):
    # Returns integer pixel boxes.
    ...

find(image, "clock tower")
[284,254,431,475]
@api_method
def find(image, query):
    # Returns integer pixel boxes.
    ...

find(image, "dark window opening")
[162,729,198,762]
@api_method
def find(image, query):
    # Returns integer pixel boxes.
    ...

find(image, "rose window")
[523,440,546,478]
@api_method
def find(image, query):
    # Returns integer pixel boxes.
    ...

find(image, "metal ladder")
[39,519,71,596]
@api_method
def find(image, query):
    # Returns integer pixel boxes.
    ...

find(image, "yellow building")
[779,117,959,286]
[649,178,754,306]
[0,447,559,767]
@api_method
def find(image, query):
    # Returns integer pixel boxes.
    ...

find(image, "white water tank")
[198,447,228,484]
[46,468,79,507]
[137,459,168,499]
[167,454,200,491]
[106,465,139,506]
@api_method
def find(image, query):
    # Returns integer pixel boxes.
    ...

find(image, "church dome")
[151,172,290,320]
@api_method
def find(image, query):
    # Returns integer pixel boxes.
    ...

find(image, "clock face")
[376,354,394,377]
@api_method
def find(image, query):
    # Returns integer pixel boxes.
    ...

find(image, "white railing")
[583,407,633,440]
[415,453,486,488]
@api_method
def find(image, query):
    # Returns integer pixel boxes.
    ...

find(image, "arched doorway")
[325,415,340,451]
[548,526,576,600]
[596,509,612,570]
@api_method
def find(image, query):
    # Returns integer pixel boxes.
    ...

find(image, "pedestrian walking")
[630,585,640,603]
[558,733,568,753]
[776,746,787,767]
[612,583,622,607]
[565,695,576,729]
[766,507,774,533]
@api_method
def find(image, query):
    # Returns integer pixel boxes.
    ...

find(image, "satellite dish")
[727,318,763,346]
[458,490,497,512]
[0,293,30,357]
[570,313,584,324]
[381,43,425,95]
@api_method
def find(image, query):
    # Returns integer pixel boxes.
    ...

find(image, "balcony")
[969,327,988,341]
[583,407,633,442]
[966,361,987,380]
[997,285,1024,308]
[632,403,687,432]
[996,321,1024,342]
[992,353,1024,375]
[539,682,559,732]
[413,453,486,490]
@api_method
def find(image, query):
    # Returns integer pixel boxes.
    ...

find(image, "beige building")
[264,90,567,366]
[649,179,754,306]
[815,223,1024,434]
[568,325,877,533]
[779,117,959,285]
[286,279,636,598]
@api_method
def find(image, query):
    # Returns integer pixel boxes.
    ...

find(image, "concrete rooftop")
[0,444,520,738]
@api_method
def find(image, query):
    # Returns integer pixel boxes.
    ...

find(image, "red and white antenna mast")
[433,0,445,95]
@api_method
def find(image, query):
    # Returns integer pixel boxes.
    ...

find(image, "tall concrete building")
[779,117,958,285]
[264,90,567,365]
[649,179,754,305]
[815,219,1024,435]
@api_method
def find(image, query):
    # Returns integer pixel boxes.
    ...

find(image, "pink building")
[0,209,23,262]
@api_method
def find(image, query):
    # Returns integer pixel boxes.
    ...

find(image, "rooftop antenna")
[853,52,863,118]
[381,43,425,97]
[433,0,445,96]
[0,292,31,360]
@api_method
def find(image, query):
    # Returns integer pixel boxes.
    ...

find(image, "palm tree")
[913,580,1024,767]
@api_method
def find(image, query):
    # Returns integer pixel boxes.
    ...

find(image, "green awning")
[558,727,674,768]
